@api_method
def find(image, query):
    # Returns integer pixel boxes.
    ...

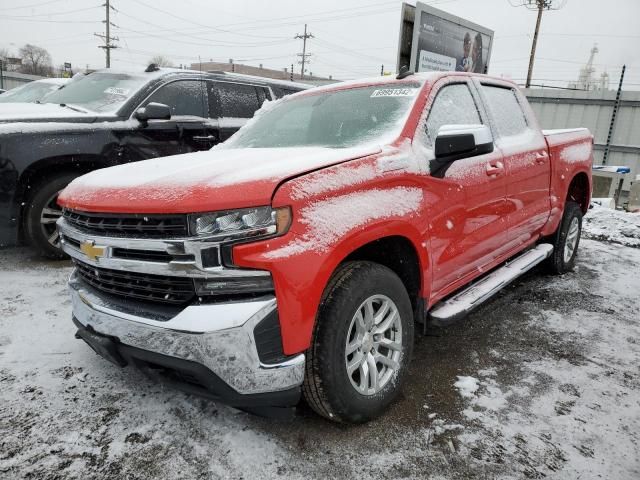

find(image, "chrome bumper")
[69,271,305,395]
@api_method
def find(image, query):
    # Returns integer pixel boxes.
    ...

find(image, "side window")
[143,80,206,117]
[216,82,261,118]
[481,85,528,137]
[425,83,482,144]
[256,86,270,104]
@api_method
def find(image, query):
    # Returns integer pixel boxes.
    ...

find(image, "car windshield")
[0,81,63,103]
[42,72,148,113]
[225,82,422,149]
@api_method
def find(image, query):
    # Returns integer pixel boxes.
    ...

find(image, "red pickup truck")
[57,71,592,422]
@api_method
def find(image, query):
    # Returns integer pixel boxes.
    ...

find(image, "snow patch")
[560,141,592,164]
[265,187,423,258]
[454,376,479,398]
[582,204,640,248]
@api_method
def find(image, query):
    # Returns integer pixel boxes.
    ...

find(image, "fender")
[233,216,427,355]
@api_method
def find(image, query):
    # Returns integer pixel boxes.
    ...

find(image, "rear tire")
[24,173,78,259]
[546,201,582,275]
[303,261,414,423]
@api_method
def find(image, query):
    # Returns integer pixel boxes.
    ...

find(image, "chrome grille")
[63,210,188,238]
[74,261,196,305]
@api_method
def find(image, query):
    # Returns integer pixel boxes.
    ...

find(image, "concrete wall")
[524,88,640,192]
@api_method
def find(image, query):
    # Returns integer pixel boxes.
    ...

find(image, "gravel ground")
[1,231,639,479]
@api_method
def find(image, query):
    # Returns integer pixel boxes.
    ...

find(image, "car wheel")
[303,261,414,423]
[546,200,583,275]
[24,173,78,259]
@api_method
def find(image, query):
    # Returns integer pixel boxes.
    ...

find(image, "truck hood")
[58,145,382,214]
[0,102,98,123]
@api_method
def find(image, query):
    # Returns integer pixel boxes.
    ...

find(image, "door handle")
[486,161,504,176]
[535,152,548,164]
[193,135,217,142]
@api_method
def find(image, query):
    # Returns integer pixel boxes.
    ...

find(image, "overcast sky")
[1,0,639,89]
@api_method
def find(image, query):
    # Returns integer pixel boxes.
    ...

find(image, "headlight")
[195,275,275,297]
[188,206,291,240]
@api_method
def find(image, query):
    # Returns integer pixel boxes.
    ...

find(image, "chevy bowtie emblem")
[80,240,106,261]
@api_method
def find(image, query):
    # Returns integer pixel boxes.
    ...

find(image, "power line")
[129,0,288,40]
[0,16,97,24]
[0,0,66,11]
[0,5,101,17]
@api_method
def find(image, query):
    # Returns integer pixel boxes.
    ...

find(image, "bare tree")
[149,55,174,68]
[19,44,53,77]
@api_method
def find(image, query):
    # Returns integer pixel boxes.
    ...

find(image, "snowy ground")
[1,209,639,479]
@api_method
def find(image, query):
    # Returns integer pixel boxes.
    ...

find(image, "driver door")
[420,81,509,296]
[122,79,209,161]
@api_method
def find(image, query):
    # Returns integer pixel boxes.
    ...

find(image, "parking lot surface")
[1,230,639,479]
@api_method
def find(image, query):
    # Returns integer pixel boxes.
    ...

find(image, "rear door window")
[481,85,528,137]
[216,82,261,118]
[143,80,207,118]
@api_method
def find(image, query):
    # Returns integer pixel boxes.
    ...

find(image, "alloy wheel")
[344,294,403,396]
[563,216,580,263]
[40,190,63,248]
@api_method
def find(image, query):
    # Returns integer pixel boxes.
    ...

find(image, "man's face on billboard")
[463,34,471,57]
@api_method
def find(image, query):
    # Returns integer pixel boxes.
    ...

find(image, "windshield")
[0,81,62,103]
[42,72,148,113]
[225,82,422,149]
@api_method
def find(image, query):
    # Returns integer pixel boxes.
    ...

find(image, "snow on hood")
[0,102,95,122]
[58,145,382,214]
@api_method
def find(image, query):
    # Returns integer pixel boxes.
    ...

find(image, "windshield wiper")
[59,103,89,113]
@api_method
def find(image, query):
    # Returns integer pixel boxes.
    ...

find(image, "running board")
[428,244,554,327]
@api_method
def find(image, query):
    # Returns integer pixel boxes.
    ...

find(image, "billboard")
[397,2,493,74]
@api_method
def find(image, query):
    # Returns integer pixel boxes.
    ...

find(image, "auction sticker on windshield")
[370,88,418,97]
[104,87,130,96]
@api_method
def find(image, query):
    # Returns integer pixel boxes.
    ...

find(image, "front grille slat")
[63,210,188,238]
[75,262,195,305]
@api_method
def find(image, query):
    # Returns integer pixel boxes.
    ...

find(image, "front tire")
[24,173,78,259]
[303,261,414,423]
[546,201,583,274]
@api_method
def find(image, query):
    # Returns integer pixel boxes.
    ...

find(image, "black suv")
[0,65,308,257]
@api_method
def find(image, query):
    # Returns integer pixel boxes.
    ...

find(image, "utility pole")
[511,0,567,89]
[95,0,118,68]
[294,24,313,80]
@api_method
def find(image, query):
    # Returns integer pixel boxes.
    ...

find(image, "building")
[525,87,640,205]
[188,60,337,86]
[0,70,46,91]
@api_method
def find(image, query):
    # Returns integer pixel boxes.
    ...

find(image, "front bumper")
[69,271,305,408]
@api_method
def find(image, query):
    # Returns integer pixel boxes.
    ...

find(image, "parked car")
[0,78,68,104]
[57,71,592,422]
[0,89,5,94]
[0,65,308,256]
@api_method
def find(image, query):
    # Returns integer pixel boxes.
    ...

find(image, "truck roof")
[293,71,519,97]
[90,65,310,90]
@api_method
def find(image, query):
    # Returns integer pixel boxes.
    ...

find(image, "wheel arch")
[340,235,425,321]
[566,171,591,214]
[14,154,110,240]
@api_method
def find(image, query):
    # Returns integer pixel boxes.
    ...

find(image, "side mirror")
[134,102,171,121]
[434,124,494,160]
